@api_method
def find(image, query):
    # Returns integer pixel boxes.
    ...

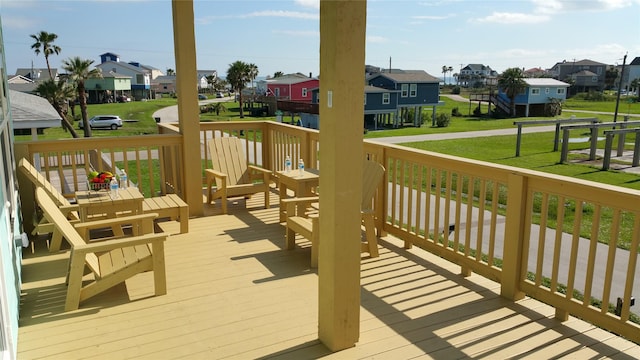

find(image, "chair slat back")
[35,187,100,272]
[208,137,250,186]
[362,160,385,212]
[19,158,72,207]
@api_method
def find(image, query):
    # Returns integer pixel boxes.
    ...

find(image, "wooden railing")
[17,121,640,343]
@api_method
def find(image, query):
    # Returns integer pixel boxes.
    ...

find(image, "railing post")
[603,133,614,170]
[515,124,522,157]
[501,172,527,301]
[553,123,561,152]
[633,129,640,167]
[560,128,570,163]
[589,126,599,161]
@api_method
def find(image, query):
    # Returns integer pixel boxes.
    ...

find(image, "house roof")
[629,57,640,66]
[97,61,150,74]
[524,78,569,87]
[463,64,493,71]
[553,59,607,68]
[14,68,59,81]
[267,77,317,85]
[9,89,61,130]
[370,70,439,83]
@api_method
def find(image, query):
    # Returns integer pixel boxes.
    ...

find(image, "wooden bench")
[35,187,168,311]
[142,194,189,234]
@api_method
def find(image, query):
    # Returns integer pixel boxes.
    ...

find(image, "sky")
[1,0,639,80]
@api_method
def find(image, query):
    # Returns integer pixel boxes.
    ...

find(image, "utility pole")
[614,53,627,123]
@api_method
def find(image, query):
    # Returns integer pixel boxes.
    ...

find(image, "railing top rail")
[561,120,640,130]
[603,128,640,135]
[513,117,598,126]
[21,134,183,151]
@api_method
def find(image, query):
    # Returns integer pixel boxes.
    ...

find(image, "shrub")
[435,113,450,127]
[451,107,462,117]
[473,106,482,116]
[451,86,461,95]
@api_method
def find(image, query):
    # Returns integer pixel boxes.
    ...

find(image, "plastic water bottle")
[120,170,128,190]
[285,155,292,173]
[298,158,305,176]
[110,176,119,198]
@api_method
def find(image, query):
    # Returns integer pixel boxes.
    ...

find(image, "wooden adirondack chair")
[205,137,272,214]
[19,158,188,252]
[283,159,385,267]
[35,187,168,311]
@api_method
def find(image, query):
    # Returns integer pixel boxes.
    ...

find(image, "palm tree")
[447,66,453,85]
[35,79,79,137]
[166,68,175,76]
[248,63,259,105]
[211,102,227,116]
[227,61,251,118]
[273,71,284,78]
[62,57,102,137]
[442,65,448,85]
[30,31,62,79]
[498,67,527,117]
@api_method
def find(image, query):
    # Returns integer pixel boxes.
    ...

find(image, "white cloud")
[1,16,37,29]
[532,0,636,13]
[475,12,550,24]
[295,0,319,10]
[367,36,389,44]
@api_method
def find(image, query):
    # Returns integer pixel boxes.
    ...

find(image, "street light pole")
[614,53,627,123]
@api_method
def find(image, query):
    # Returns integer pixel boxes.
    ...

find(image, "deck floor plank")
[17,192,640,359]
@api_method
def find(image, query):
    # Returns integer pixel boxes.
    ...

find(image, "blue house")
[284,69,442,130]
[496,78,570,117]
[367,69,442,127]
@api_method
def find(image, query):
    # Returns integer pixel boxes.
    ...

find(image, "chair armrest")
[248,165,271,175]
[73,232,167,253]
[205,168,227,180]
[73,213,159,232]
[282,196,319,217]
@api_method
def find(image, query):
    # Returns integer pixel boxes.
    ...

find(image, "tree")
[166,68,175,76]
[211,102,227,116]
[442,65,448,85]
[248,63,259,104]
[30,31,61,79]
[62,57,102,137]
[226,61,252,118]
[35,79,79,137]
[205,75,217,93]
[273,71,284,78]
[447,66,453,84]
[498,67,527,117]
[605,66,619,90]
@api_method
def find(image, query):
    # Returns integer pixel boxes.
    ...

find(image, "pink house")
[266,76,319,102]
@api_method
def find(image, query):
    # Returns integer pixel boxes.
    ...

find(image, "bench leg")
[179,206,189,233]
[285,226,296,250]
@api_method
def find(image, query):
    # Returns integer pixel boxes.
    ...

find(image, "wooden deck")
[18,190,640,359]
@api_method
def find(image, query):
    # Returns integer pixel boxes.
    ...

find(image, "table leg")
[279,183,289,223]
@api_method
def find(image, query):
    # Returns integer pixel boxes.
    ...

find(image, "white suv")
[79,115,123,130]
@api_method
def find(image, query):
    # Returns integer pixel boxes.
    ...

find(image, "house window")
[557,88,566,95]
[364,94,366,106]
[275,88,280,97]
[592,76,598,82]
[401,84,408,97]
[382,93,390,104]
[530,88,540,95]
[545,88,550,94]
[136,74,144,84]
[302,88,307,97]
[409,84,417,97]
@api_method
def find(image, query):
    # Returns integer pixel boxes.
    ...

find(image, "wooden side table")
[76,187,144,237]
[277,168,319,222]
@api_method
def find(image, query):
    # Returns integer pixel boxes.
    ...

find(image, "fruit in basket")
[88,171,114,190]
